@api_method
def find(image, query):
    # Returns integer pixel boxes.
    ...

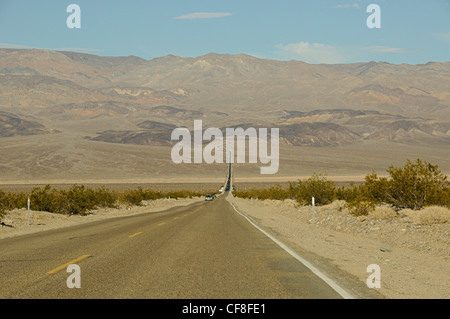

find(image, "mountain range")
[0,48,449,182]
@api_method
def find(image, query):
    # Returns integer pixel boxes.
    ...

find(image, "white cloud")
[55,47,102,53]
[175,12,232,20]
[333,3,360,9]
[362,46,416,53]
[275,41,346,64]
[0,43,38,49]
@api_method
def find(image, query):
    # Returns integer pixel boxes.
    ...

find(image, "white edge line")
[226,197,356,299]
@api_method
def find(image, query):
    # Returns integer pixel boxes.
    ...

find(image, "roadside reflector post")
[312,197,315,224]
[27,197,31,226]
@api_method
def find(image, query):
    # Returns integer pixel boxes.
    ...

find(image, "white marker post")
[27,197,30,226]
[312,197,315,224]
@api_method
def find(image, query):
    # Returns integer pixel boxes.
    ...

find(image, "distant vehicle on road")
[205,194,216,201]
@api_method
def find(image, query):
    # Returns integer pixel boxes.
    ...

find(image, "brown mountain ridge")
[0,48,449,180]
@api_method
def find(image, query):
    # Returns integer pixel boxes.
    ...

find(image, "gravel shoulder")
[228,196,449,299]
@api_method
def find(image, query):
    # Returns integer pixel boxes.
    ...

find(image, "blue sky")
[0,0,449,64]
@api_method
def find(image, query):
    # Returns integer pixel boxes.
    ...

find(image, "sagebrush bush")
[294,173,336,206]
[400,206,450,225]
[369,206,398,219]
[426,187,450,208]
[234,185,291,200]
[28,184,111,215]
[0,190,28,211]
[1,190,29,221]
[234,173,336,205]
[335,182,361,203]
[0,208,4,220]
[31,185,61,213]
[62,185,109,215]
[119,187,148,206]
[92,186,119,209]
[0,184,207,216]
[364,159,449,210]
[347,197,376,216]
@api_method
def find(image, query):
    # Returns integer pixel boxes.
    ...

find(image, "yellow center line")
[129,231,143,238]
[47,255,90,275]
[172,217,179,220]
[158,222,166,226]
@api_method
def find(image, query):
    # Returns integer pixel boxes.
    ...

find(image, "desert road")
[0,192,352,299]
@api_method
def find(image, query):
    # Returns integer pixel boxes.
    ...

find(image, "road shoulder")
[227,195,449,299]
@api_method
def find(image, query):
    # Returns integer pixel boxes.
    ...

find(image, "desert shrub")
[30,185,62,213]
[164,190,185,199]
[255,185,290,200]
[335,182,364,203]
[363,173,389,203]
[0,190,28,211]
[61,185,100,215]
[369,206,398,219]
[92,186,119,209]
[29,184,119,215]
[0,190,5,220]
[364,159,449,210]
[118,187,205,205]
[234,174,336,204]
[0,189,29,220]
[232,188,250,199]
[295,173,336,206]
[0,185,206,216]
[401,206,450,225]
[414,206,450,225]
[347,197,376,216]
[143,189,163,200]
[166,190,205,199]
[426,186,450,208]
[30,184,86,214]
[235,184,292,200]
[119,187,147,206]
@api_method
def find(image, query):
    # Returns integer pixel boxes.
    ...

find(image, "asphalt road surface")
[0,193,349,299]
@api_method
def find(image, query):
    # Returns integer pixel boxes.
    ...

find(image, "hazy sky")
[1,0,449,64]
